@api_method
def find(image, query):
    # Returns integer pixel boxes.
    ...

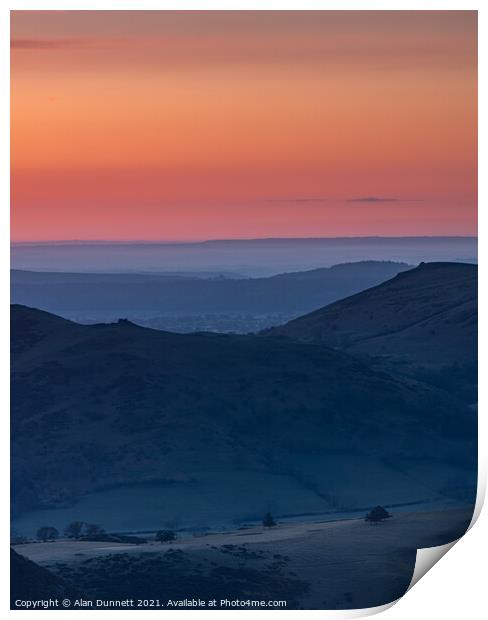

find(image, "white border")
[2,2,484,618]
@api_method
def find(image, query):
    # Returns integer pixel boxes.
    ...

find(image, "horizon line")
[11,234,479,246]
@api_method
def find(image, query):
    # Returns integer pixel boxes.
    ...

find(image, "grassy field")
[15,505,473,610]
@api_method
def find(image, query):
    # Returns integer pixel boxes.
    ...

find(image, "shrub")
[155,530,177,543]
[365,506,392,525]
[262,512,277,528]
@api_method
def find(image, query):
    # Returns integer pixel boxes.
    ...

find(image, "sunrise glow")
[11,10,477,241]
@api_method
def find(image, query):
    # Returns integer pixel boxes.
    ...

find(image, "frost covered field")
[14,506,473,610]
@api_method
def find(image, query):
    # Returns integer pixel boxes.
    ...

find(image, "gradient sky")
[11,10,477,241]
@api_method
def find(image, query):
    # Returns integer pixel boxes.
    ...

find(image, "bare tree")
[36,526,59,542]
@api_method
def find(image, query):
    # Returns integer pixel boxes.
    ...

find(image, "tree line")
[33,508,389,543]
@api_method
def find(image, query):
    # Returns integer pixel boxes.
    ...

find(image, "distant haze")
[11,237,477,277]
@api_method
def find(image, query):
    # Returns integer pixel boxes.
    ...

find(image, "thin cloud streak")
[262,197,420,204]
[10,32,475,71]
[11,38,89,50]
[347,196,399,203]
[347,197,424,203]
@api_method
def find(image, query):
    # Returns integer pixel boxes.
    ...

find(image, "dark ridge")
[269,262,477,370]
[10,548,77,606]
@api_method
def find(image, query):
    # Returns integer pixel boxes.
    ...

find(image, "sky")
[11,11,477,242]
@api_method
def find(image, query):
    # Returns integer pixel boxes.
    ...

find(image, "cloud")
[265,198,330,203]
[347,196,400,203]
[263,196,416,204]
[11,38,88,50]
[10,26,474,72]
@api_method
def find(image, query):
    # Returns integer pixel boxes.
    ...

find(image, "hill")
[10,548,76,606]
[11,262,410,329]
[268,263,476,394]
[11,236,477,276]
[13,507,473,610]
[11,305,476,534]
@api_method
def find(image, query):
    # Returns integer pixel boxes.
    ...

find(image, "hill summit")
[268,262,477,368]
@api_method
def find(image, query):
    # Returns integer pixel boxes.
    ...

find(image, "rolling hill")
[11,304,476,534]
[11,261,410,322]
[269,262,477,368]
[11,236,477,276]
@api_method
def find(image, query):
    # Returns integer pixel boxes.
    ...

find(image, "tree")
[85,523,105,536]
[262,512,277,528]
[155,529,177,543]
[365,506,392,525]
[36,526,59,542]
[64,521,85,539]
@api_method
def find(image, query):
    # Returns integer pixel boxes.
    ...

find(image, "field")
[15,506,473,610]
[13,457,475,539]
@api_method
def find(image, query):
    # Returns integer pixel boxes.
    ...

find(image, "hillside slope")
[269,263,477,369]
[11,261,410,319]
[10,548,76,606]
[12,305,476,533]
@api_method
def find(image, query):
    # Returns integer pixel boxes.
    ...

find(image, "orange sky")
[11,11,477,241]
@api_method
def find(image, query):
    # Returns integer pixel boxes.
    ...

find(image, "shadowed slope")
[11,304,476,529]
[10,548,76,606]
[269,263,477,367]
